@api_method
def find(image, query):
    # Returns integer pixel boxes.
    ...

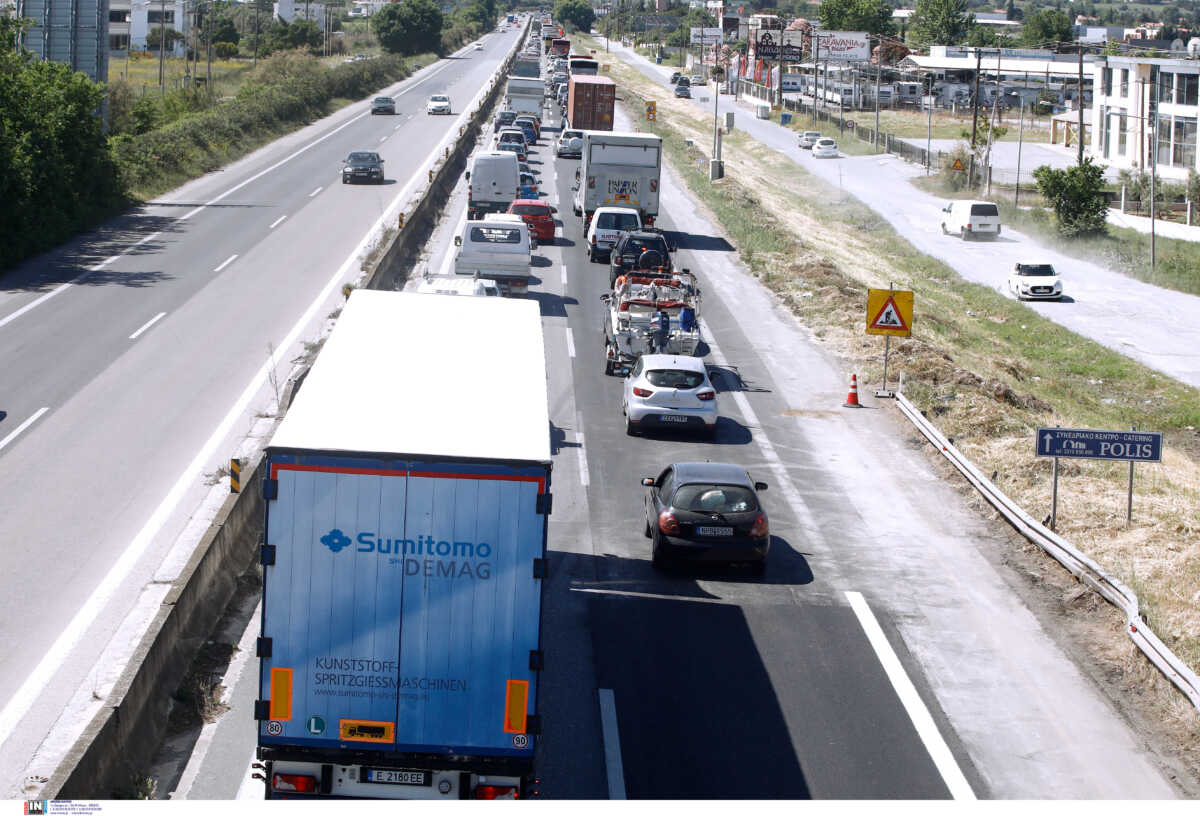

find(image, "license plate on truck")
[364,768,431,786]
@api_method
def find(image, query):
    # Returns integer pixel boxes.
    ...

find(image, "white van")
[454,218,533,296]
[585,206,641,262]
[466,151,520,220]
[416,276,500,297]
[941,199,1002,240]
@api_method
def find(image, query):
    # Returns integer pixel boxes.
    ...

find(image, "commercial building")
[1092,55,1199,180]
[14,0,109,82]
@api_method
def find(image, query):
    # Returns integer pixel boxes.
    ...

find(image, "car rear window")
[646,369,705,389]
[499,112,516,122]
[598,212,640,230]
[470,227,522,244]
[625,237,668,254]
[970,203,999,216]
[512,204,549,216]
[671,484,757,513]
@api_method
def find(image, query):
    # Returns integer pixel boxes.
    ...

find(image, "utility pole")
[205,0,211,90]
[813,31,820,110]
[969,46,983,148]
[926,71,933,174]
[776,23,783,108]
[253,0,260,66]
[157,0,167,93]
[1077,43,1086,165]
[1150,66,1158,273]
[873,49,881,150]
[1015,96,1025,204]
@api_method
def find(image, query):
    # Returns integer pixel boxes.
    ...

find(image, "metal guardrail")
[894,376,1200,714]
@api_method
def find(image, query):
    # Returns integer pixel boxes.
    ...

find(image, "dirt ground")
[586,38,1200,791]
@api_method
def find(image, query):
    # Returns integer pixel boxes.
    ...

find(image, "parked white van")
[941,199,1001,240]
[466,150,520,220]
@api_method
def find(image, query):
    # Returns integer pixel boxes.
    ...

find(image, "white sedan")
[426,94,452,115]
[1009,263,1064,300]
[623,354,718,437]
[812,137,839,158]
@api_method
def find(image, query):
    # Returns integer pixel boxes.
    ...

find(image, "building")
[1092,55,1199,180]
[108,0,187,56]
[14,0,109,81]
[275,0,324,24]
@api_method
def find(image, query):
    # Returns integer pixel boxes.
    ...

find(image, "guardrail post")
[429,168,434,183]
[398,212,404,229]
[230,458,241,493]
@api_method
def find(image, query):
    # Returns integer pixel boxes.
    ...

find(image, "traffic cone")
[843,374,863,408]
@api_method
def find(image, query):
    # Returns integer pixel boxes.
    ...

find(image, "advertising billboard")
[815,31,870,62]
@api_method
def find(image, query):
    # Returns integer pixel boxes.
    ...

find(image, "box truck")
[566,75,615,131]
[255,290,551,799]
[572,131,662,229]
[505,76,545,118]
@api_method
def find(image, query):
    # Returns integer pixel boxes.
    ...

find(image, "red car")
[508,199,555,243]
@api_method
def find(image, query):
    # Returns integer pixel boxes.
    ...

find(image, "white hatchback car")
[812,137,838,158]
[623,354,718,437]
[426,94,452,115]
[1009,263,1063,300]
[798,131,822,149]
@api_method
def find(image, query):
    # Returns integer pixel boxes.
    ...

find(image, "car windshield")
[498,112,516,123]
[646,369,705,389]
[431,95,449,103]
[804,132,820,138]
[513,204,549,216]
[374,97,392,104]
[347,152,378,163]
[469,226,522,244]
[564,130,583,139]
[671,484,757,513]
[598,212,640,230]
[970,203,999,216]
[1018,265,1056,276]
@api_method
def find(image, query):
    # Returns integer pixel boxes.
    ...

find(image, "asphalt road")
[161,49,1179,799]
[0,29,524,796]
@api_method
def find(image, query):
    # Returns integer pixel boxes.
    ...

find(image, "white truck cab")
[454,218,533,297]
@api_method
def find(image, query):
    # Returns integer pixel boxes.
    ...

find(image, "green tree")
[147,27,186,50]
[1022,9,1073,46]
[210,16,240,45]
[818,0,894,35]
[910,0,972,45]
[0,17,124,270]
[1033,159,1109,236]
[553,0,595,32]
[266,18,321,52]
[374,0,444,55]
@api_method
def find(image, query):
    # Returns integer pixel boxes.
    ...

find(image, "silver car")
[623,354,718,437]
[557,129,584,158]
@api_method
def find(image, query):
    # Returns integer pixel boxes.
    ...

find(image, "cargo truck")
[505,76,545,119]
[550,38,570,58]
[254,289,551,800]
[512,54,541,79]
[566,75,615,131]
[572,132,662,230]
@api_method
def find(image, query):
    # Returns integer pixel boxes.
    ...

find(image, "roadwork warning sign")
[866,288,913,337]
[951,157,965,171]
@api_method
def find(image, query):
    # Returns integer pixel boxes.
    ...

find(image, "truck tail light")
[649,179,657,192]
[272,773,318,794]
[697,391,715,401]
[644,215,654,226]
[632,387,653,397]
[749,513,769,538]
[475,785,519,800]
[591,233,597,244]
[658,511,681,535]
[587,175,595,189]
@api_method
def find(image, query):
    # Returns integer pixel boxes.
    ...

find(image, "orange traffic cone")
[843,374,863,408]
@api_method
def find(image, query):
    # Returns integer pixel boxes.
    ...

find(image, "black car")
[371,96,396,114]
[641,462,769,572]
[609,230,674,287]
[342,151,385,184]
[494,110,518,133]
[669,71,682,85]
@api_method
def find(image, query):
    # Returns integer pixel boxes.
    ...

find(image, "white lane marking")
[135,231,161,246]
[0,280,82,330]
[379,136,388,144]
[566,326,576,358]
[576,410,589,489]
[0,129,449,751]
[844,591,976,801]
[268,215,287,229]
[214,254,238,273]
[172,601,262,800]
[394,123,402,130]
[129,312,167,340]
[561,263,568,286]
[598,689,626,800]
[0,407,50,454]
[308,186,323,198]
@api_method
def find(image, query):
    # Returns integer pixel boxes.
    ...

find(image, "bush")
[1033,158,1108,237]
[214,41,239,59]
[938,144,973,192]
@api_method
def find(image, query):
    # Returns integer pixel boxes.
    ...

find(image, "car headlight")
[1053,281,1062,290]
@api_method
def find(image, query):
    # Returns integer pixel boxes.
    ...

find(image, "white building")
[1092,55,1199,180]
[108,0,187,56]
[275,0,324,23]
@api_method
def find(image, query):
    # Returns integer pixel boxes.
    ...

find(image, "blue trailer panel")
[259,454,547,759]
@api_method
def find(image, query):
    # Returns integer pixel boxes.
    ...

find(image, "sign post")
[1035,426,1163,528]
[865,284,913,398]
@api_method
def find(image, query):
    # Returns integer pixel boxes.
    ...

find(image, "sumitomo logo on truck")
[320,528,493,579]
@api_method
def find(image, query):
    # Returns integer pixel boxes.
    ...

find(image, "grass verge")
[583,34,1200,704]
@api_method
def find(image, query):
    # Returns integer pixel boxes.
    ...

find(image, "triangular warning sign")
[869,296,909,331]
[951,158,965,171]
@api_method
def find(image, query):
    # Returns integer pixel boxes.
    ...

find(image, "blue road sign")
[1036,428,1162,462]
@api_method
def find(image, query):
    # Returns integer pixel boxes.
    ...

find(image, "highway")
[165,79,1180,798]
[0,28,524,795]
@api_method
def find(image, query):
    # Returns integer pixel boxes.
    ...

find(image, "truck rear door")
[258,456,548,759]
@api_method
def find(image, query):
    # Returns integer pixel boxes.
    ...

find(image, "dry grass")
[109,52,253,98]
[584,36,1200,702]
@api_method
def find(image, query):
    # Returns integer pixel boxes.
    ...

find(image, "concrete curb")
[41,31,525,799]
